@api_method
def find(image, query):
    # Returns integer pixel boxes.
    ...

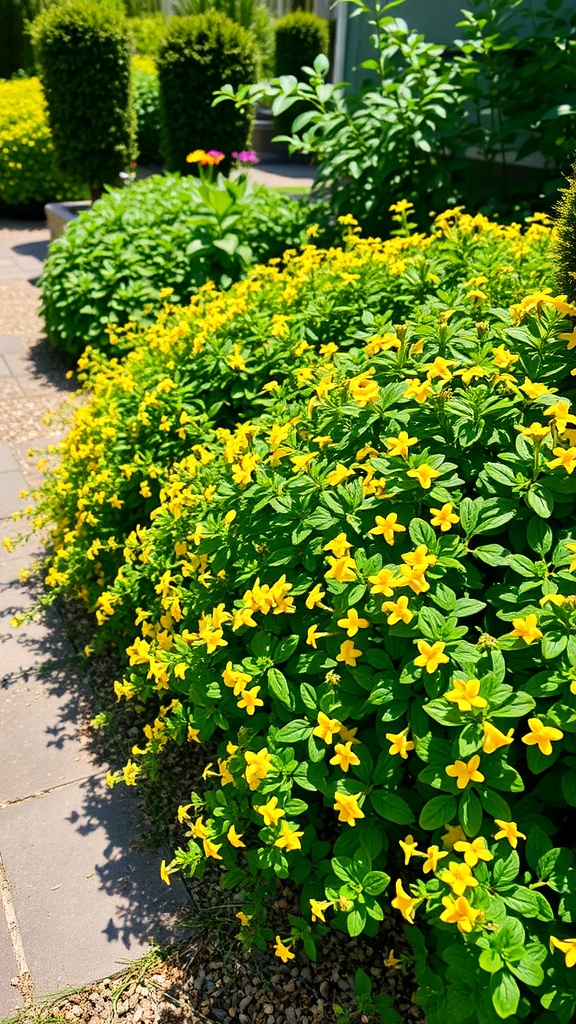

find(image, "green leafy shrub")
[39,171,312,358]
[25,207,576,1022]
[31,0,136,201]
[124,0,161,14]
[129,12,166,56]
[157,11,257,176]
[132,55,162,164]
[0,0,43,79]
[218,6,463,235]
[0,77,83,207]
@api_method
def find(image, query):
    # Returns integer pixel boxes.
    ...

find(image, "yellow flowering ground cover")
[0,77,79,206]
[16,208,576,1023]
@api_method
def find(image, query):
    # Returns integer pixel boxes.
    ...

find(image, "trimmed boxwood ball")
[157,11,257,176]
[31,0,136,201]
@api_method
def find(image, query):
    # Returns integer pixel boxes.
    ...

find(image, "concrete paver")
[0,336,24,355]
[0,780,190,998]
[0,469,28,521]
[0,907,21,1018]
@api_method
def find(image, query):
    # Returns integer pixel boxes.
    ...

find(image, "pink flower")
[232,149,260,165]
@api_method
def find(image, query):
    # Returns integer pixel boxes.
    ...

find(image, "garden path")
[0,222,192,1020]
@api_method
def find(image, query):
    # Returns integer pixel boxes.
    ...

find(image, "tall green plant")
[31,0,135,201]
[173,0,274,77]
[551,167,576,303]
[157,11,257,175]
[217,0,463,233]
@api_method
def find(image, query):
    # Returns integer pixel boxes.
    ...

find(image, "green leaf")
[459,789,482,837]
[525,825,552,872]
[490,971,520,1019]
[267,667,295,708]
[409,518,437,548]
[419,794,457,830]
[500,886,541,917]
[370,790,415,825]
[347,906,367,936]
[276,719,313,743]
[493,851,520,890]
[507,956,544,987]
[479,948,503,974]
[361,870,390,896]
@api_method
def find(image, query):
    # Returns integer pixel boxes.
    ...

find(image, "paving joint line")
[0,851,35,1007]
[0,769,107,811]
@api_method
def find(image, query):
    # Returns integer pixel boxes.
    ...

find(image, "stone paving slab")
[0,468,28,521]
[0,442,18,472]
[0,905,21,1018]
[0,336,24,355]
[0,779,191,999]
[0,668,94,805]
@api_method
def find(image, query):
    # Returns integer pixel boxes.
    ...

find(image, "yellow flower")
[323,532,352,557]
[386,729,415,759]
[441,823,467,849]
[550,936,576,968]
[520,422,550,443]
[510,613,543,644]
[256,796,286,827]
[368,567,398,597]
[305,583,326,609]
[244,747,273,790]
[547,446,576,474]
[336,639,363,666]
[444,678,487,712]
[414,639,449,673]
[482,722,514,753]
[123,760,140,786]
[237,685,264,716]
[439,895,479,933]
[368,512,406,545]
[310,898,332,923]
[386,431,418,457]
[326,463,354,486]
[333,791,365,826]
[337,607,369,636]
[325,555,357,582]
[236,911,252,926]
[520,379,556,400]
[222,662,252,694]
[382,594,412,625]
[391,878,417,923]
[441,860,478,896]
[407,464,441,489]
[399,834,421,865]
[422,845,449,873]
[160,859,177,885]
[306,624,329,648]
[329,741,361,772]
[493,819,526,848]
[404,377,433,403]
[521,717,563,755]
[424,356,455,381]
[384,949,401,968]
[445,755,484,790]
[274,821,304,850]
[274,936,295,962]
[430,503,459,532]
[313,711,343,744]
[453,838,493,868]
[349,371,380,406]
[203,838,223,860]
[290,452,317,473]
[227,825,246,848]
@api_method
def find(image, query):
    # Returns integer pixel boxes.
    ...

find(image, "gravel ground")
[0,247,423,1024]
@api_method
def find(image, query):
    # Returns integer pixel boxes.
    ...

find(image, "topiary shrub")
[0,0,43,79]
[552,166,576,304]
[157,11,257,176]
[25,209,576,1022]
[274,11,329,79]
[273,10,329,137]
[174,0,276,79]
[39,171,312,358]
[132,55,162,165]
[31,0,136,201]
[0,77,83,208]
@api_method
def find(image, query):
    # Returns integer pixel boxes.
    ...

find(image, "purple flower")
[232,150,260,165]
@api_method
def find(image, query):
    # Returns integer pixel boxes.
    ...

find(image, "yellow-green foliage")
[0,77,80,206]
[23,208,576,1023]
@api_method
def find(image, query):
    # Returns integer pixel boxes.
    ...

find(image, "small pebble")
[263,1004,274,1015]
[285,1007,297,1024]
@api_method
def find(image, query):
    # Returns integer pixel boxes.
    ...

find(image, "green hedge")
[31,0,135,199]
[0,0,43,79]
[157,11,257,176]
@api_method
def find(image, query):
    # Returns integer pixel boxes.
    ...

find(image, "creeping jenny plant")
[18,209,576,1023]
